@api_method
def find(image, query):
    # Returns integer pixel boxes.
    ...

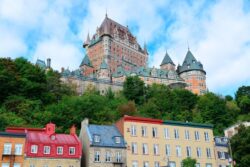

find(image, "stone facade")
[23,158,80,167]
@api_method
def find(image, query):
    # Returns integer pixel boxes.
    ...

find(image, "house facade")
[214,137,231,167]
[0,132,26,167]
[79,119,127,167]
[115,115,216,167]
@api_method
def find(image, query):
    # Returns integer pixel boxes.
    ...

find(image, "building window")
[69,147,75,155]
[31,145,38,154]
[195,163,200,167]
[143,161,149,167]
[115,136,121,144]
[15,144,23,155]
[195,131,200,141]
[196,147,202,158]
[2,163,10,167]
[3,143,12,155]
[176,146,181,157]
[43,165,48,167]
[152,127,158,138]
[206,163,212,167]
[204,132,209,141]
[142,143,148,154]
[154,144,159,155]
[132,142,137,154]
[174,129,179,139]
[185,130,190,140]
[169,162,176,167]
[44,146,50,154]
[57,147,63,155]
[154,161,160,167]
[142,126,147,137]
[165,144,171,156]
[94,135,101,142]
[105,151,111,162]
[186,146,191,157]
[94,151,100,162]
[164,128,170,139]
[206,148,212,158]
[13,164,20,167]
[218,151,226,159]
[116,152,122,162]
[132,161,138,167]
[131,125,137,136]
[29,165,35,167]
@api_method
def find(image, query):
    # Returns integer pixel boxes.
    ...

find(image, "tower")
[98,59,110,79]
[177,49,207,95]
[80,54,94,76]
[160,50,175,70]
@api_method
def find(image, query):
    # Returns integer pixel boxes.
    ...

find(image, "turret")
[178,49,207,95]
[83,33,90,48]
[160,50,175,70]
[80,54,94,76]
[98,59,109,79]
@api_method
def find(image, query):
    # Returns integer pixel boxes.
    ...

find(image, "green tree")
[231,125,250,167]
[123,76,145,104]
[181,157,197,167]
[235,86,250,114]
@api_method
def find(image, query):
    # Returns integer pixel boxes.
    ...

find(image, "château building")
[59,14,207,95]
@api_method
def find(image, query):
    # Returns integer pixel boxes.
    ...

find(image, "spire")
[160,50,175,66]
[80,54,93,67]
[87,32,90,42]
[144,42,148,54]
[182,49,197,66]
[105,8,108,18]
[100,59,108,69]
[83,33,90,48]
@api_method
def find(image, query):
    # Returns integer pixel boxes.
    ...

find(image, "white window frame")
[3,143,12,155]
[176,145,181,157]
[15,144,23,155]
[44,146,50,154]
[69,147,75,155]
[154,144,159,155]
[116,152,122,162]
[143,161,149,167]
[152,127,158,138]
[154,161,160,167]
[105,151,111,162]
[164,128,170,139]
[57,146,63,155]
[204,132,209,141]
[2,163,10,167]
[186,146,191,157]
[94,135,100,143]
[185,130,190,140]
[166,144,171,156]
[131,142,138,154]
[31,145,38,154]
[115,136,121,144]
[142,143,148,154]
[13,163,20,167]
[132,161,138,167]
[197,147,202,158]
[142,126,147,137]
[195,131,200,141]
[94,151,100,162]
[131,125,137,136]
[174,129,179,139]
[206,148,211,158]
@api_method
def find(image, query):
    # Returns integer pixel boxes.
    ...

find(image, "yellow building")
[116,115,216,167]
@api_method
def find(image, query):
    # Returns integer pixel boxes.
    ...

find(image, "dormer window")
[51,135,56,140]
[94,135,100,143]
[115,137,121,144]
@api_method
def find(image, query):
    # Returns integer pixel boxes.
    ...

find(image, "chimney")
[45,123,55,136]
[70,125,76,135]
[47,58,51,69]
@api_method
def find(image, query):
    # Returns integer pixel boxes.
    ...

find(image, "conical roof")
[80,54,93,67]
[178,50,205,74]
[160,50,175,66]
[100,59,108,69]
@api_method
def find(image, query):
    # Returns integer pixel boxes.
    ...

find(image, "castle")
[60,14,207,95]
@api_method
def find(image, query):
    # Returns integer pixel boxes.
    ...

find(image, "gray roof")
[100,59,108,69]
[160,51,175,66]
[36,59,46,69]
[87,124,126,148]
[178,50,205,74]
[80,54,93,67]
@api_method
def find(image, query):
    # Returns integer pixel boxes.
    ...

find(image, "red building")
[7,123,82,167]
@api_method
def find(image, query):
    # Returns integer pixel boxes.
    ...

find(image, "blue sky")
[1,0,250,96]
